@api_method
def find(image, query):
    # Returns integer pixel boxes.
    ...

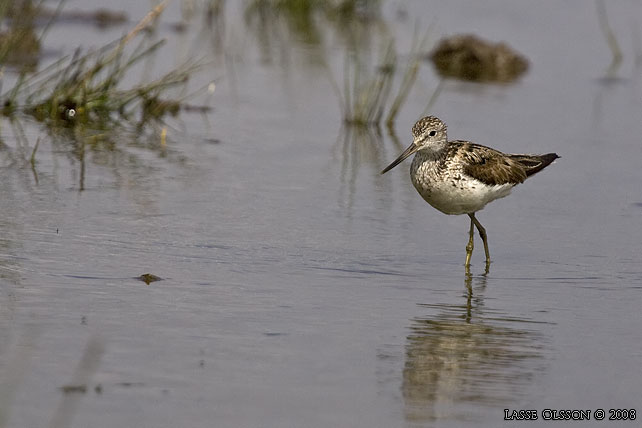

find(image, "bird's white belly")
[410,160,514,215]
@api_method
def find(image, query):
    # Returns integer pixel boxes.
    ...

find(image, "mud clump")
[430,34,528,83]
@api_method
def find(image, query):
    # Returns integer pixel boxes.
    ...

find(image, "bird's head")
[381,116,448,174]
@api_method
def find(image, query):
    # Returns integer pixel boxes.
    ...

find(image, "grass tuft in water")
[341,39,395,127]
[1,1,202,130]
[341,27,431,128]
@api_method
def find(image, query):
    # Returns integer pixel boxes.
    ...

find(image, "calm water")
[1,1,641,427]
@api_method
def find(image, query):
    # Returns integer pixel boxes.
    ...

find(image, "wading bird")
[381,116,558,270]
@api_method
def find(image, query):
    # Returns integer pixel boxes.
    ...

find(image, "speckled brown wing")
[451,142,528,186]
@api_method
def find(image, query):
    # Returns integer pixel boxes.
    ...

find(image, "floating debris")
[37,8,129,28]
[59,384,87,394]
[115,381,145,388]
[61,9,128,28]
[429,34,529,83]
[137,273,162,284]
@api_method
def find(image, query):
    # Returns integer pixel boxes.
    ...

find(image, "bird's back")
[449,142,559,186]
[410,142,559,215]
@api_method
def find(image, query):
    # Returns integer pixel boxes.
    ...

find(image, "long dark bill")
[380,143,420,174]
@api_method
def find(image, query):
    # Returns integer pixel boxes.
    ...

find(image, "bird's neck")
[417,143,448,161]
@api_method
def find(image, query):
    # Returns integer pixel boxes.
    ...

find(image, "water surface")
[1,1,642,427]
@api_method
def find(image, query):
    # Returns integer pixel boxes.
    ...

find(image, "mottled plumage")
[381,116,558,269]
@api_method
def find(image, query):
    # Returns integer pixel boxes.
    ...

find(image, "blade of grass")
[386,23,432,128]
[596,0,623,78]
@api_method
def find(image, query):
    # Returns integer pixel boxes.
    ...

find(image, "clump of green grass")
[1,2,203,130]
[340,39,395,126]
[339,28,431,128]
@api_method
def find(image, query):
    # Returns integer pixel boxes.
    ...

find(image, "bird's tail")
[510,153,559,177]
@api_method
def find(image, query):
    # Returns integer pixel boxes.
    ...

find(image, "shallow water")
[1,1,642,427]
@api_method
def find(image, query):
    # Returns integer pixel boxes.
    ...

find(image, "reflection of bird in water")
[402,274,546,423]
[381,116,558,270]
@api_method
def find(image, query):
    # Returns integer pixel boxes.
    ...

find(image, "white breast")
[410,152,515,215]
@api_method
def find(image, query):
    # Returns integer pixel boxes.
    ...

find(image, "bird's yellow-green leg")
[465,215,475,267]
[470,213,491,267]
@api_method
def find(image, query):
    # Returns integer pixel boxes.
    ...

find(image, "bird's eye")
[428,130,436,137]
